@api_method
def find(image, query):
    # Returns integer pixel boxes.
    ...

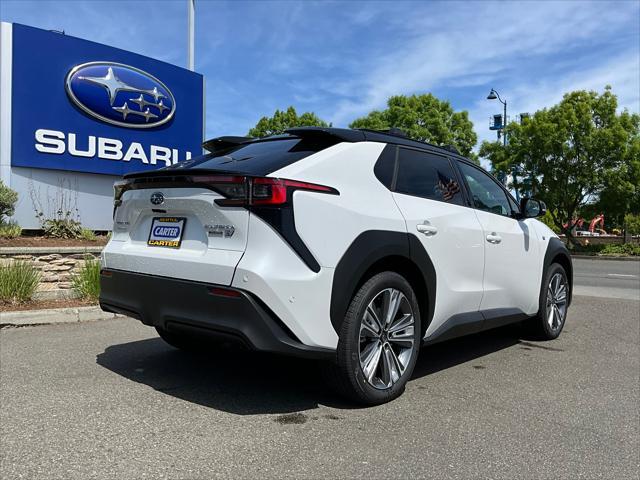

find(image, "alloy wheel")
[546,272,568,331]
[358,288,416,390]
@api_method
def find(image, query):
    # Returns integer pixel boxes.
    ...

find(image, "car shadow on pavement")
[96,325,522,415]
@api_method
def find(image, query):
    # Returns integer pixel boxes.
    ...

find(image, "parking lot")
[1,258,638,479]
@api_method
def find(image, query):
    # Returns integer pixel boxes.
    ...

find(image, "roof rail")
[202,136,254,153]
[355,127,409,139]
[442,145,460,155]
[284,127,365,142]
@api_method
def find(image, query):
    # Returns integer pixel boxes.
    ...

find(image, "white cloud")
[327,1,639,127]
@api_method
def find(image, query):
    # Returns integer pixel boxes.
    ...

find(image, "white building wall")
[10,167,118,230]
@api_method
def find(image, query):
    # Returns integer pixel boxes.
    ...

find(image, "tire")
[529,263,570,340]
[328,271,422,405]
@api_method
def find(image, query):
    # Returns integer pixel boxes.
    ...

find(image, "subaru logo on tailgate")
[150,192,164,205]
[65,61,176,128]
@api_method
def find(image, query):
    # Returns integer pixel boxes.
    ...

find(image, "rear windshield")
[165,137,337,176]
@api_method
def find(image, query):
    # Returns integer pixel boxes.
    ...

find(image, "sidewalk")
[0,306,121,327]
[571,254,639,261]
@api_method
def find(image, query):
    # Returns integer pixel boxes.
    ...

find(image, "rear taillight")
[191,175,337,207]
[111,174,337,209]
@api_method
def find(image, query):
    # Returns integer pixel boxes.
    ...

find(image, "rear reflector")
[208,287,242,298]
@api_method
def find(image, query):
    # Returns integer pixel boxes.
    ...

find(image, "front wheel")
[529,263,569,340]
[329,271,421,405]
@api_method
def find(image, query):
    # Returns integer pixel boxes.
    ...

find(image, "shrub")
[0,221,22,239]
[0,180,18,222]
[80,228,97,241]
[599,243,640,256]
[624,213,640,236]
[0,260,40,303]
[43,218,83,239]
[71,256,101,301]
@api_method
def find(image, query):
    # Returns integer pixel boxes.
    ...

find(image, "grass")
[0,260,40,304]
[0,221,22,239]
[71,256,101,301]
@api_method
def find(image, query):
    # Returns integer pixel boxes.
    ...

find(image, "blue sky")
[2,0,639,147]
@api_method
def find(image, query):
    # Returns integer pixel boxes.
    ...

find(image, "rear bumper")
[99,269,335,360]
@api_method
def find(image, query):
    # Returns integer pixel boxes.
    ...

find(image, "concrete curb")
[571,255,640,262]
[0,305,121,327]
[0,246,104,255]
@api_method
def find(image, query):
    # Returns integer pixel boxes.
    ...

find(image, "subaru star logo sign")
[150,192,165,205]
[65,61,176,129]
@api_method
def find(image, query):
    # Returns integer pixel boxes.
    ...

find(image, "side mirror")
[520,197,546,218]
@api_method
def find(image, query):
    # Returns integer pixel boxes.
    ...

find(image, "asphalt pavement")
[1,259,638,479]
[572,257,639,300]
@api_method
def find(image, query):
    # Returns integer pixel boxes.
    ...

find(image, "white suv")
[100,127,572,405]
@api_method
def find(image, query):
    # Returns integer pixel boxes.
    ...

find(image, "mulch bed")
[0,237,108,248]
[0,298,96,312]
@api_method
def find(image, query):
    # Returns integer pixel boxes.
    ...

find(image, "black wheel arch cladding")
[542,237,573,306]
[330,230,436,336]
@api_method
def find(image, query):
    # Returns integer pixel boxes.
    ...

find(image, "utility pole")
[187,0,195,71]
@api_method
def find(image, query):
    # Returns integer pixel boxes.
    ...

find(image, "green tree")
[248,106,329,137]
[349,94,478,161]
[0,180,18,223]
[480,86,640,246]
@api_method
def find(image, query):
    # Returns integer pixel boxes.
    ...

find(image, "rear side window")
[374,144,397,189]
[170,137,337,176]
[395,148,463,205]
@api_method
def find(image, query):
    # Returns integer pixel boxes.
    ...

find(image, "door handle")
[486,232,502,244]
[416,222,438,236]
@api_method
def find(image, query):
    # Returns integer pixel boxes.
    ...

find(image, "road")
[572,257,639,300]
[1,259,638,479]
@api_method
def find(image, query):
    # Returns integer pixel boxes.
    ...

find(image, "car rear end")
[99,134,344,357]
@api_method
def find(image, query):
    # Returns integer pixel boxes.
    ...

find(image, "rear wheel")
[329,271,421,405]
[529,263,569,339]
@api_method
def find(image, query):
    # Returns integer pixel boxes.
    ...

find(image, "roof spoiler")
[202,136,254,153]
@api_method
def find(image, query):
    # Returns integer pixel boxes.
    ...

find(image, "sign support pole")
[187,0,195,71]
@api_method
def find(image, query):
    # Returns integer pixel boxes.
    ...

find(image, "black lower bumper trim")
[99,269,335,360]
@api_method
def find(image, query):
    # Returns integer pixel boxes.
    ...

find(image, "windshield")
[164,137,337,176]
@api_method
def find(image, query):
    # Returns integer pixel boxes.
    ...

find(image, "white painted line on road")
[607,273,638,278]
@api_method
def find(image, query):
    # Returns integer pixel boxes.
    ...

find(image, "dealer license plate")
[147,217,186,248]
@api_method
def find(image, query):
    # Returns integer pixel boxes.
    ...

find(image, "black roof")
[200,127,467,161]
[284,127,465,159]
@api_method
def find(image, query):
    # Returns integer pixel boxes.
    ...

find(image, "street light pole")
[487,88,507,146]
[487,88,519,200]
[187,0,195,71]
[502,98,507,147]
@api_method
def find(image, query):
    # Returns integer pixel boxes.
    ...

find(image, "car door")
[456,161,541,315]
[390,147,485,337]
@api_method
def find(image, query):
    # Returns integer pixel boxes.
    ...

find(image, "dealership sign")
[10,23,204,176]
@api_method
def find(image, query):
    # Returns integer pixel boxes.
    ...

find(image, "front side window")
[457,162,512,216]
[395,148,463,205]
